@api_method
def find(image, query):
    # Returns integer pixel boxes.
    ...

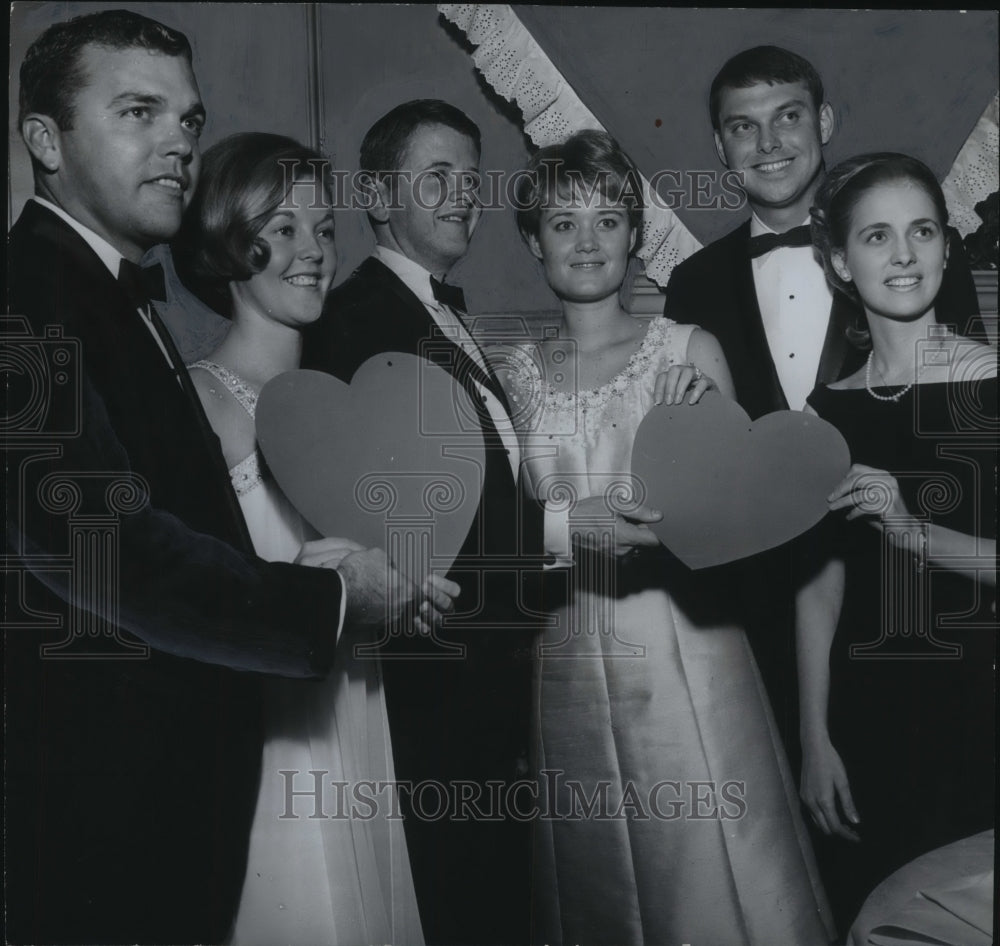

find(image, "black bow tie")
[747,224,813,259]
[117,259,167,310]
[430,276,466,312]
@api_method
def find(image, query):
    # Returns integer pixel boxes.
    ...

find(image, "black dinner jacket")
[5,200,343,945]
[303,255,547,611]
[662,219,980,419]
[303,254,544,945]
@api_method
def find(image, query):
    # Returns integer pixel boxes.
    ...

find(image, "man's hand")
[294,536,365,569]
[336,549,460,633]
[569,497,663,558]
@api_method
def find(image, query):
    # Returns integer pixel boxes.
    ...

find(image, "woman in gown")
[497,130,835,946]
[798,153,996,931]
[177,133,436,945]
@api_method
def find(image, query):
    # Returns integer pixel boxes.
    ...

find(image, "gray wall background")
[9,3,998,317]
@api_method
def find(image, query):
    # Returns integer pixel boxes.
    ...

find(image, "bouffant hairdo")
[174,132,332,316]
[810,152,949,347]
[514,129,645,253]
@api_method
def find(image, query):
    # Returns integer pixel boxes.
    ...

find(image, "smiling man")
[305,99,535,946]
[6,11,415,944]
[303,100,662,946]
[659,46,981,908]
[664,44,979,418]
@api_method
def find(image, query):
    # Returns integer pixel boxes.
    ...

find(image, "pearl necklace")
[864,333,950,402]
[865,352,915,402]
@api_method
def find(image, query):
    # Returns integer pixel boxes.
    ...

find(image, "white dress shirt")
[374,245,522,475]
[750,213,833,411]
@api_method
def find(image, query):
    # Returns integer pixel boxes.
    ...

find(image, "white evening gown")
[501,318,834,946]
[190,361,424,946]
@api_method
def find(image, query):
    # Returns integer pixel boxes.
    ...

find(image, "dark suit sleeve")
[661,256,703,325]
[6,362,342,677]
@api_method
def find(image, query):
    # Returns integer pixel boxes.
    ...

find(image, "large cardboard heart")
[256,354,484,578]
[631,392,849,569]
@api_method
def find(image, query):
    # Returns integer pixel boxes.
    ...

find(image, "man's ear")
[713,131,729,168]
[22,114,62,172]
[831,250,851,283]
[368,176,392,225]
[818,103,835,147]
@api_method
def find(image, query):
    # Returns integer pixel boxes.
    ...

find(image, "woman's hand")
[827,463,911,523]
[653,363,716,406]
[653,327,735,405]
[413,573,461,636]
[800,735,861,841]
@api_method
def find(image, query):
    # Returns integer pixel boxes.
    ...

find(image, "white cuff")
[543,503,574,569]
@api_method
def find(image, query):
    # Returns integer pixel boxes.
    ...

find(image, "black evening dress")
[806,377,996,931]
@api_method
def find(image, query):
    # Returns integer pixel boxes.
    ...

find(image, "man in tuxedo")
[662,46,979,760]
[664,44,979,417]
[303,99,662,945]
[5,11,439,944]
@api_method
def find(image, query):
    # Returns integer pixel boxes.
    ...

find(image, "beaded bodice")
[500,317,695,502]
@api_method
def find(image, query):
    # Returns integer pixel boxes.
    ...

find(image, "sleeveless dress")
[189,361,424,946]
[806,378,996,928]
[501,318,835,946]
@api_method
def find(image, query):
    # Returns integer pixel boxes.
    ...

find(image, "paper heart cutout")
[256,355,485,578]
[631,392,849,569]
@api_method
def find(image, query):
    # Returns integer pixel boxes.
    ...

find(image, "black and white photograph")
[4,4,997,945]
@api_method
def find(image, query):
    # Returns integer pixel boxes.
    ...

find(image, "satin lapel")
[370,259,513,417]
[20,203,254,553]
[734,228,789,412]
[815,293,854,386]
[362,258,435,353]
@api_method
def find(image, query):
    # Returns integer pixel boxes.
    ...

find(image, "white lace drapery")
[438,3,702,287]
[942,92,999,238]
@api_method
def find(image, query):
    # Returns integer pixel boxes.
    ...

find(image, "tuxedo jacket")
[303,255,544,945]
[304,255,547,628]
[662,219,980,419]
[5,201,343,945]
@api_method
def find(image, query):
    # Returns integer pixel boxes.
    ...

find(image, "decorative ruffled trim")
[189,359,262,492]
[506,316,677,414]
[438,4,701,286]
[942,92,999,238]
